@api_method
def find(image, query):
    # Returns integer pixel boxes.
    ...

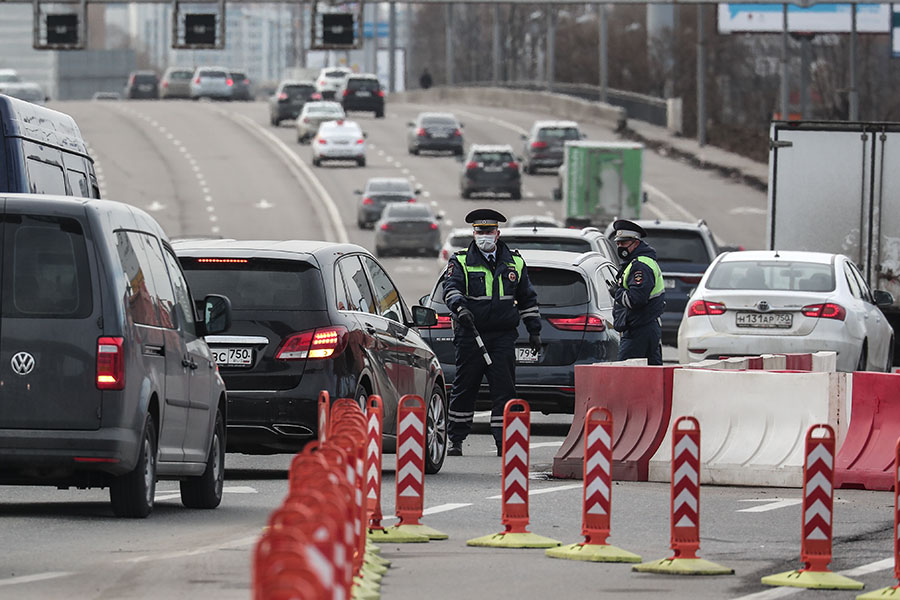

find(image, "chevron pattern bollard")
[634,416,732,575]
[547,407,640,562]
[365,395,384,532]
[858,436,900,598]
[763,424,862,590]
[468,400,560,549]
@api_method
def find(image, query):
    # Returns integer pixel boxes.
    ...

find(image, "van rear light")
[441,249,449,260]
[801,303,846,320]
[453,129,462,137]
[416,128,426,137]
[343,90,350,97]
[97,337,125,390]
[423,315,452,329]
[362,197,374,205]
[466,161,478,170]
[377,90,384,97]
[688,300,726,317]
[679,275,703,284]
[531,141,548,150]
[276,326,348,360]
[548,315,606,332]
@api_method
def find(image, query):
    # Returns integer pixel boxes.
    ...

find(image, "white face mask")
[474,233,497,253]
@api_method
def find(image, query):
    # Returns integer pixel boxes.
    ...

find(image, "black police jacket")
[612,241,666,332]
[442,240,541,335]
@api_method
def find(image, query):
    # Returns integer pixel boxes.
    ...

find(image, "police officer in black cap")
[444,208,542,456]
[608,219,666,365]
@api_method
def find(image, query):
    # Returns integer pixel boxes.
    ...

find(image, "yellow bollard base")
[363,560,388,576]
[546,542,642,563]
[762,569,864,590]
[351,580,380,600]
[633,557,734,576]
[858,585,900,599]
[365,540,381,554]
[368,526,429,543]
[360,565,383,583]
[365,552,391,568]
[390,523,449,540]
[467,531,562,549]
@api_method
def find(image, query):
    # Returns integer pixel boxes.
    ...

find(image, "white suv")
[315,67,353,100]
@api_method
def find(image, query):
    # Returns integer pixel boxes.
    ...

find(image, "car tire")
[461,189,471,199]
[357,157,366,167]
[375,247,384,257]
[411,147,419,156]
[525,163,535,175]
[357,219,366,229]
[110,414,157,518]
[312,157,321,167]
[180,408,225,509]
[511,189,522,200]
[425,383,448,474]
[375,110,384,118]
[887,337,896,372]
[857,343,868,372]
[355,383,369,412]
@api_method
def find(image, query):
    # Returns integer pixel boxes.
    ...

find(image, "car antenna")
[773,249,780,258]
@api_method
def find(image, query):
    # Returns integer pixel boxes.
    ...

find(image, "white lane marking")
[154,485,257,502]
[204,195,213,203]
[737,498,802,513]
[166,133,174,140]
[409,175,416,181]
[211,226,221,234]
[730,206,767,216]
[254,199,275,209]
[536,200,545,208]
[118,534,259,564]
[209,215,218,222]
[147,201,166,212]
[0,572,73,587]
[530,441,563,449]
[381,502,473,522]
[430,201,438,207]
[643,202,668,220]
[206,205,215,213]
[445,220,454,227]
[643,182,697,222]
[202,187,209,194]
[731,558,893,599]
[402,168,410,175]
[378,150,385,156]
[394,161,402,168]
[225,111,348,244]
[422,191,431,198]
[487,483,581,500]
[525,191,535,198]
[386,155,393,162]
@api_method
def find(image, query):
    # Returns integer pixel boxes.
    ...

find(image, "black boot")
[495,439,503,457]
[448,440,463,456]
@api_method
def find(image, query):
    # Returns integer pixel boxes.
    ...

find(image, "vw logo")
[757,301,770,312]
[11,352,35,376]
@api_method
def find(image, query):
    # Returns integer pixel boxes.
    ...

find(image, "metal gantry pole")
[697,4,706,146]
[780,3,789,119]
[389,1,397,92]
[800,34,810,118]
[546,7,555,91]
[492,3,501,85]
[849,3,859,120]
[445,3,453,85]
[599,4,608,103]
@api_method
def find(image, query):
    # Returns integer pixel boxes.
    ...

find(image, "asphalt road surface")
[3,100,890,600]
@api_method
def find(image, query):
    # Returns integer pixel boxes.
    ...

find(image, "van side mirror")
[411,305,437,327]
[407,121,415,127]
[203,294,232,335]
[520,133,528,140]
[418,294,430,305]
[873,290,894,307]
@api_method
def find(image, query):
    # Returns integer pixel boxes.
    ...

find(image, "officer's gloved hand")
[456,307,475,329]
[529,333,542,352]
[606,279,620,297]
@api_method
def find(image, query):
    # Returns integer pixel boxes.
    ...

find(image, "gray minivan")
[0,194,232,518]
[0,94,99,198]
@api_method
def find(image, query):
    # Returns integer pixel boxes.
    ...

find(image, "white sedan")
[295,101,345,144]
[677,250,895,372]
[311,119,366,167]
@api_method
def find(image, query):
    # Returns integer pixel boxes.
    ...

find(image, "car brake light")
[276,326,348,360]
[243,78,250,85]
[194,77,201,84]
[679,275,703,284]
[356,138,365,145]
[408,197,416,203]
[441,249,449,260]
[416,128,426,136]
[423,315,453,329]
[380,223,391,231]
[343,90,350,97]
[377,90,384,97]
[430,223,439,230]
[801,303,846,320]
[303,117,310,123]
[278,92,288,100]
[196,258,248,264]
[162,81,168,88]
[97,336,125,390]
[548,315,606,332]
[466,161,478,170]
[226,78,234,87]
[362,197,374,205]
[453,129,461,137]
[531,141,548,150]
[507,161,519,170]
[688,300,726,317]
[317,138,327,144]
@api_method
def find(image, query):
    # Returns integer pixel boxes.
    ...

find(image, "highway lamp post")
[492,3,501,85]
[546,8,555,92]
[780,3,790,120]
[389,1,396,93]
[598,4,608,104]
[697,4,706,146]
[445,3,454,85]
[849,3,859,120]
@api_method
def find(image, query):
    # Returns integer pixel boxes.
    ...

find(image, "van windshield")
[180,259,326,310]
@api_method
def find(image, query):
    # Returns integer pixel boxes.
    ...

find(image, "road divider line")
[381,502,474,522]
[530,441,563,449]
[217,110,348,244]
[737,498,802,513]
[117,534,260,564]
[0,572,73,587]
[487,483,581,500]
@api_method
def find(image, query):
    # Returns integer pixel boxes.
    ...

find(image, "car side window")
[338,256,376,314]
[843,262,863,300]
[163,247,197,336]
[138,235,179,329]
[596,264,617,308]
[26,158,67,195]
[848,262,873,303]
[362,256,404,323]
[334,263,350,311]
[114,231,161,326]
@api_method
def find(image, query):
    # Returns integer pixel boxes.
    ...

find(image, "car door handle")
[365,324,377,335]
[182,357,198,370]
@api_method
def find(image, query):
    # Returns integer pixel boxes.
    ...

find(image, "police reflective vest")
[456,251,525,300]
[623,255,665,298]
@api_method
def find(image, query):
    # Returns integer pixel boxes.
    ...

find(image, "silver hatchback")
[190,67,232,100]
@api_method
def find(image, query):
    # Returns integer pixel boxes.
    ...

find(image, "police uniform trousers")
[448,328,518,444]
[618,319,663,366]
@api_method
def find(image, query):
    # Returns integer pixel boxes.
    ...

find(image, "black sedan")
[269,80,317,125]
[174,239,448,473]
[407,112,464,155]
[374,203,443,258]
[417,249,620,414]
[355,177,420,229]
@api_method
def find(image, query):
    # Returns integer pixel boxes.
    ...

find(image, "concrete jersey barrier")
[648,369,850,487]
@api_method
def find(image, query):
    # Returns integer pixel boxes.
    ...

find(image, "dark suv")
[0,194,231,518]
[125,71,159,99]
[340,74,385,118]
[520,120,583,174]
[174,240,449,473]
[269,80,317,125]
[418,249,620,414]
[460,144,522,199]
[604,219,720,345]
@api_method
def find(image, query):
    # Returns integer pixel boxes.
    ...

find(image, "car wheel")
[425,384,447,474]
[297,135,303,144]
[110,414,157,518]
[461,189,471,199]
[180,407,225,509]
[312,157,320,167]
[511,189,522,200]
[355,383,369,413]
[357,219,366,229]
[857,343,868,372]
[375,110,384,118]
[410,147,419,156]
[273,118,281,126]
[357,157,366,167]
[525,163,534,175]
[887,337,896,372]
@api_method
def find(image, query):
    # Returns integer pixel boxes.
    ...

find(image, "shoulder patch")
[446,260,455,277]
[508,270,517,282]
[633,270,643,285]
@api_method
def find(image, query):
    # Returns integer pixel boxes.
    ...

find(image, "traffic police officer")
[608,219,666,365]
[444,208,542,456]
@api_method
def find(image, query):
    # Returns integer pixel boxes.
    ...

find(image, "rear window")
[348,79,380,91]
[230,72,247,80]
[200,71,227,79]
[537,127,580,141]
[133,73,157,83]
[385,205,430,218]
[448,233,470,247]
[428,267,586,309]
[368,180,412,193]
[422,117,456,127]
[503,236,592,254]
[168,70,193,80]
[642,230,712,265]
[325,70,348,78]
[180,259,326,310]
[284,84,315,97]
[473,152,514,164]
[1,215,92,318]
[706,260,835,292]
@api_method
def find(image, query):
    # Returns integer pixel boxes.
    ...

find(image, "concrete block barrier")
[648,369,849,487]
[812,351,838,372]
[553,365,675,481]
[783,353,814,371]
[762,354,787,370]
[835,372,900,491]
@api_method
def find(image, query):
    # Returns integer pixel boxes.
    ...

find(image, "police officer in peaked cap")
[443,208,542,457]
[608,219,666,365]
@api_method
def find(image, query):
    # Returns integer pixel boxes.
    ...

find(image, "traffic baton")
[634,416,733,575]
[472,327,492,366]
[762,424,862,590]
[468,400,560,549]
[857,436,900,598]
[547,407,641,562]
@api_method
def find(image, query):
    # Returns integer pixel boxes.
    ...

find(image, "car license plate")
[356,91,371,97]
[665,279,676,289]
[212,347,253,366]
[735,312,792,328]
[432,133,449,138]
[515,347,540,363]
[484,166,502,172]
[139,84,152,91]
